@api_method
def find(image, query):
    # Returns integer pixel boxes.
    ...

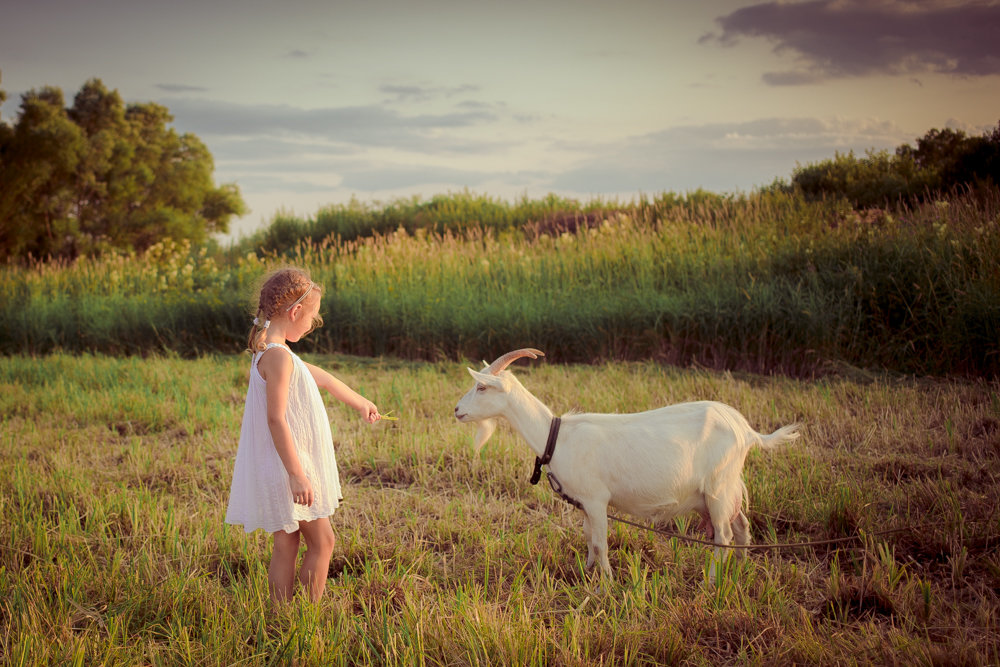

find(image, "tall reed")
[1,189,997,376]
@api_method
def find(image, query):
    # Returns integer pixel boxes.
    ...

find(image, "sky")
[2,0,999,240]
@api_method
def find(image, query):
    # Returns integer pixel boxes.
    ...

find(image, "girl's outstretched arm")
[304,361,380,423]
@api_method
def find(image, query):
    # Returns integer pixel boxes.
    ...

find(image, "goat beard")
[473,419,497,453]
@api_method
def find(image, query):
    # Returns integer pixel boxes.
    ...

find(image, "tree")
[896,127,969,177]
[950,122,1000,188]
[792,123,1000,208]
[0,77,245,260]
[0,87,86,258]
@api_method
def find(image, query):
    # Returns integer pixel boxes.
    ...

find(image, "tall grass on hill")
[251,191,619,252]
[1,189,998,376]
[1,353,998,663]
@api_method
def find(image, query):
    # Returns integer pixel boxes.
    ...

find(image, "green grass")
[2,188,998,376]
[2,353,999,664]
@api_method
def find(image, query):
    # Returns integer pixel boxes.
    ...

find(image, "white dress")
[226,343,342,534]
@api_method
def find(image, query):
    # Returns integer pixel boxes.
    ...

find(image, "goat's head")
[454,348,544,453]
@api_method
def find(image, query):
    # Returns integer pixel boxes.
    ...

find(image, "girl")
[226,267,380,603]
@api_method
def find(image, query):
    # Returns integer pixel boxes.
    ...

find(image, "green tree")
[896,127,969,178]
[0,86,86,258]
[947,123,1000,188]
[792,123,1000,208]
[67,79,129,248]
[0,77,245,260]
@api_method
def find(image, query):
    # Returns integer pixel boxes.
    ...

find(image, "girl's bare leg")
[269,529,301,603]
[296,518,336,602]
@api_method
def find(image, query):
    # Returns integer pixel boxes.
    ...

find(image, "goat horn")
[485,348,544,375]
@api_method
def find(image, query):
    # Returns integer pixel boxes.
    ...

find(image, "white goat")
[454,348,800,578]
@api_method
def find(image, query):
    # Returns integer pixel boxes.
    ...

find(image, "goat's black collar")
[530,416,561,485]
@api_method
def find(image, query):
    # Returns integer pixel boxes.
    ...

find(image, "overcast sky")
[2,0,999,239]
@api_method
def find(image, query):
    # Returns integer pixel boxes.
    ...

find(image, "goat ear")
[467,367,504,388]
[473,418,497,454]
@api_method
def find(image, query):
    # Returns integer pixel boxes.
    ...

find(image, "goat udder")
[697,513,714,539]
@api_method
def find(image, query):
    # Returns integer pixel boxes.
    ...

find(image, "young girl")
[226,267,380,603]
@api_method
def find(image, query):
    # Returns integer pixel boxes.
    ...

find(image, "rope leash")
[603,512,918,551]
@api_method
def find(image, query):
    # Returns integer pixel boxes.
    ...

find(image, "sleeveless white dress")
[226,343,342,534]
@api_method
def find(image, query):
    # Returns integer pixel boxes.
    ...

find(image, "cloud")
[218,150,535,193]
[162,97,501,153]
[338,165,495,191]
[159,94,538,210]
[704,0,1000,84]
[228,173,341,194]
[212,114,918,207]
[210,114,927,236]
[546,117,913,194]
[155,83,209,93]
[761,70,825,86]
[379,83,481,103]
[284,49,311,59]
[211,137,360,163]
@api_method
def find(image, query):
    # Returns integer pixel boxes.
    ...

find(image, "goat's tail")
[755,423,801,450]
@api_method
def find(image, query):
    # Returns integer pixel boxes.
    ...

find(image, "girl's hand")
[290,474,314,506]
[359,400,380,424]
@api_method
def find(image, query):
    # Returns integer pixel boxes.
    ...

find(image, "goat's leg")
[707,498,736,581]
[582,513,596,569]
[582,504,612,577]
[731,510,751,547]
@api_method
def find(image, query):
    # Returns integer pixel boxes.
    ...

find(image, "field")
[2,352,999,665]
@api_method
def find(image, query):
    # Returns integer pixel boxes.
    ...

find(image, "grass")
[2,188,998,376]
[2,352,999,664]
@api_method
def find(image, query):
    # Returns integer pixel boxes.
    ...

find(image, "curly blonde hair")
[246,267,324,352]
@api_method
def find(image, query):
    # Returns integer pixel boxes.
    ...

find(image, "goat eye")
[476,384,486,392]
